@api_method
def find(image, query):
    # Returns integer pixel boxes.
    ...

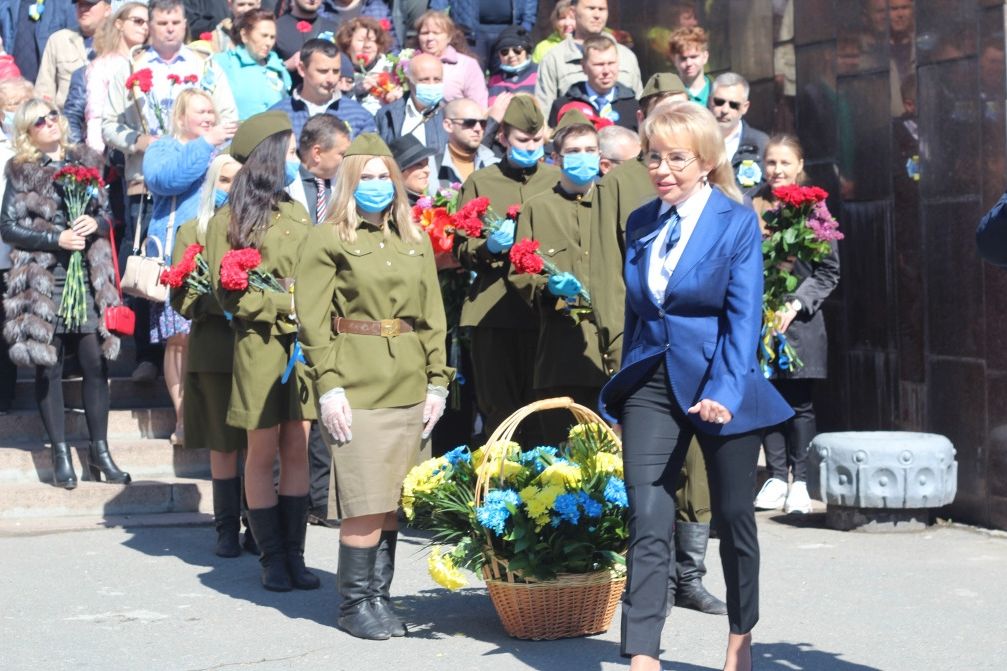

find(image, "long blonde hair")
[639,101,743,203]
[195,153,240,242]
[324,154,421,244]
[12,98,70,163]
[171,88,217,140]
[93,2,148,58]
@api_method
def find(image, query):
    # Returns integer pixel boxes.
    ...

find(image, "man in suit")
[710,72,769,197]
[374,52,448,153]
[548,35,639,132]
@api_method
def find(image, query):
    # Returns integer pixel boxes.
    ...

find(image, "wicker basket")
[475,397,626,640]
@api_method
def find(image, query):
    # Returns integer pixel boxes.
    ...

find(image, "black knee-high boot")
[240,478,258,555]
[211,478,242,558]
[338,543,390,640]
[674,522,727,615]
[277,495,320,590]
[245,505,292,592]
[370,530,406,636]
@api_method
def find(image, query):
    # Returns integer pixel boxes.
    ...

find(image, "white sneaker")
[754,477,788,510]
[784,481,812,514]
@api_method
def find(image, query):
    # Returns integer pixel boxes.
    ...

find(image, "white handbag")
[121,196,174,303]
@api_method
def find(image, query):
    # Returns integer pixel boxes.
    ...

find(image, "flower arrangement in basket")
[404,398,628,640]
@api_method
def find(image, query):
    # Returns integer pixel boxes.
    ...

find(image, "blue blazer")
[599,188,793,436]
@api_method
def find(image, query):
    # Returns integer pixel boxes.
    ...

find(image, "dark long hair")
[227,130,292,248]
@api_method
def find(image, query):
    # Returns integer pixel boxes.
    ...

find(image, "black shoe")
[278,495,321,590]
[674,522,728,615]
[337,543,391,640]
[308,509,335,527]
[51,442,77,490]
[245,505,292,592]
[370,530,406,636]
[87,440,131,484]
[212,478,242,558]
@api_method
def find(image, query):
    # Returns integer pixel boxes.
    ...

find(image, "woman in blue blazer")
[599,103,793,671]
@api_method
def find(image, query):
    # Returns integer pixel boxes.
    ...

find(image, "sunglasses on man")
[450,118,488,129]
[712,97,743,111]
[33,110,60,129]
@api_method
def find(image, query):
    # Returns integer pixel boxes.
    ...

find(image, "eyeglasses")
[645,150,698,171]
[498,46,526,57]
[125,16,148,26]
[32,110,59,129]
[712,97,743,111]
[450,118,488,129]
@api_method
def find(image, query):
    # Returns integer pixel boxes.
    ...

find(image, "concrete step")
[0,511,212,536]
[0,407,176,444]
[0,477,213,519]
[0,440,210,483]
[11,376,173,411]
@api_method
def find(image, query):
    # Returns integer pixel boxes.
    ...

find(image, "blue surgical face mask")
[284,160,300,186]
[413,82,444,108]
[561,152,600,186]
[354,179,395,213]
[214,188,229,208]
[508,145,544,169]
[499,60,532,75]
[2,111,13,131]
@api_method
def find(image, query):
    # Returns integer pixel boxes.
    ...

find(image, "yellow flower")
[591,451,624,477]
[568,422,610,444]
[428,546,468,591]
[520,483,565,528]
[476,458,524,482]
[401,456,449,518]
[538,461,582,488]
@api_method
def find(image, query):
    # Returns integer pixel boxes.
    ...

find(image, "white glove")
[421,385,449,439]
[319,387,352,443]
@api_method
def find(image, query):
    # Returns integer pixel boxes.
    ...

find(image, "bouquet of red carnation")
[160,243,210,294]
[451,197,520,241]
[509,238,592,314]
[53,165,104,330]
[125,68,196,134]
[219,248,287,294]
[759,184,844,376]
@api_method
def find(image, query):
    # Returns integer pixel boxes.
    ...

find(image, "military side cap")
[229,111,292,163]
[502,94,544,134]
[554,108,594,133]
[345,132,393,158]
[640,72,686,101]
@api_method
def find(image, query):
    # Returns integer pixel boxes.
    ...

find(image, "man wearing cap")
[534,0,641,116]
[36,0,110,109]
[509,109,624,444]
[453,94,559,438]
[438,98,499,188]
[547,35,639,132]
[710,72,769,196]
[269,38,375,140]
[374,52,448,154]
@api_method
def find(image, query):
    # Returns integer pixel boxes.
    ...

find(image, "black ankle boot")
[51,442,77,489]
[277,495,320,590]
[338,543,391,640]
[674,522,728,615]
[245,506,292,592]
[370,530,405,636]
[87,440,131,484]
[212,478,242,558]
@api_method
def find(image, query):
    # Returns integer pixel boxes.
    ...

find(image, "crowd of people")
[0,1,848,670]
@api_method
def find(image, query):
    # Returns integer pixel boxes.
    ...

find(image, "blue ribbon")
[281,339,306,384]
[776,334,792,371]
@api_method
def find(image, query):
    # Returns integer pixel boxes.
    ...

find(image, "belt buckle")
[380,319,399,337]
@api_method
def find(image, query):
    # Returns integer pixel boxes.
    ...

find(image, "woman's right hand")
[58,229,86,251]
[204,121,237,147]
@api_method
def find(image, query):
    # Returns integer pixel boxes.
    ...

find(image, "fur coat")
[2,144,120,367]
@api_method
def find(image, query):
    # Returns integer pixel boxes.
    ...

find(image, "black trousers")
[763,378,816,482]
[620,364,761,658]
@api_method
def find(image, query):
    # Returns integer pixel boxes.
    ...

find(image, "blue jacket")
[430,0,538,31]
[599,189,793,435]
[374,95,447,152]
[212,47,291,120]
[978,191,1007,267]
[0,0,78,81]
[269,91,375,140]
[64,65,87,144]
[141,136,216,261]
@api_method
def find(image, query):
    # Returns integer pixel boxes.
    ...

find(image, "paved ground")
[1,512,1004,671]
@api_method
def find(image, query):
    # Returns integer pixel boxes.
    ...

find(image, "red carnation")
[773,184,828,208]
[125,67,154,94]
[509,238,544,275]
[296,20,312,33]
[167,73,182,85]
[199,32,212,41]
[160,265,185,288]
[458,196,490,219]
[220,247,263,292]
[379,18,392,32]
[453,214,483,238]
[183,74,199,84]
[506,204,521,220]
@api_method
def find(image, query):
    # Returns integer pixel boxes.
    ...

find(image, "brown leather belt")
[332,317,414,337]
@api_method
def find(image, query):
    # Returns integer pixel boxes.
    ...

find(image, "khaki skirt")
[325,402,430,519]
[183,371,246,452]
[227,329,317,430]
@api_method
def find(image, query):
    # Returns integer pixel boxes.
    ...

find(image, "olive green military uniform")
[295,217,453,517]
[455,159,560,436]
[170,219,246,452]
[206,200,317,429]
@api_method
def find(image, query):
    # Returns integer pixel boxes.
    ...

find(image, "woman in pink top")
[85,2,149,153]
[415,11,487,108]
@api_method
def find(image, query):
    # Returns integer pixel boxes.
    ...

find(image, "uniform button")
[354,249,361,254]
[379,242,385,248]
[409,249,415,255]
[386,261,392,266]
[657,309,665,317]
[584,251,589,256]
[548,248,555,254]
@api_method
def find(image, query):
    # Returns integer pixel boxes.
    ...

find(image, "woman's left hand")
[688,399,733,425]
[71,215,98,237]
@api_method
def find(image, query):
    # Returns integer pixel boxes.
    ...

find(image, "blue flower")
[520,446,558,473]
[603,477,628,508]
[551,492,581,526]
[443,445,471,468]
[579,492,603,518]
[476,489,520,536]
